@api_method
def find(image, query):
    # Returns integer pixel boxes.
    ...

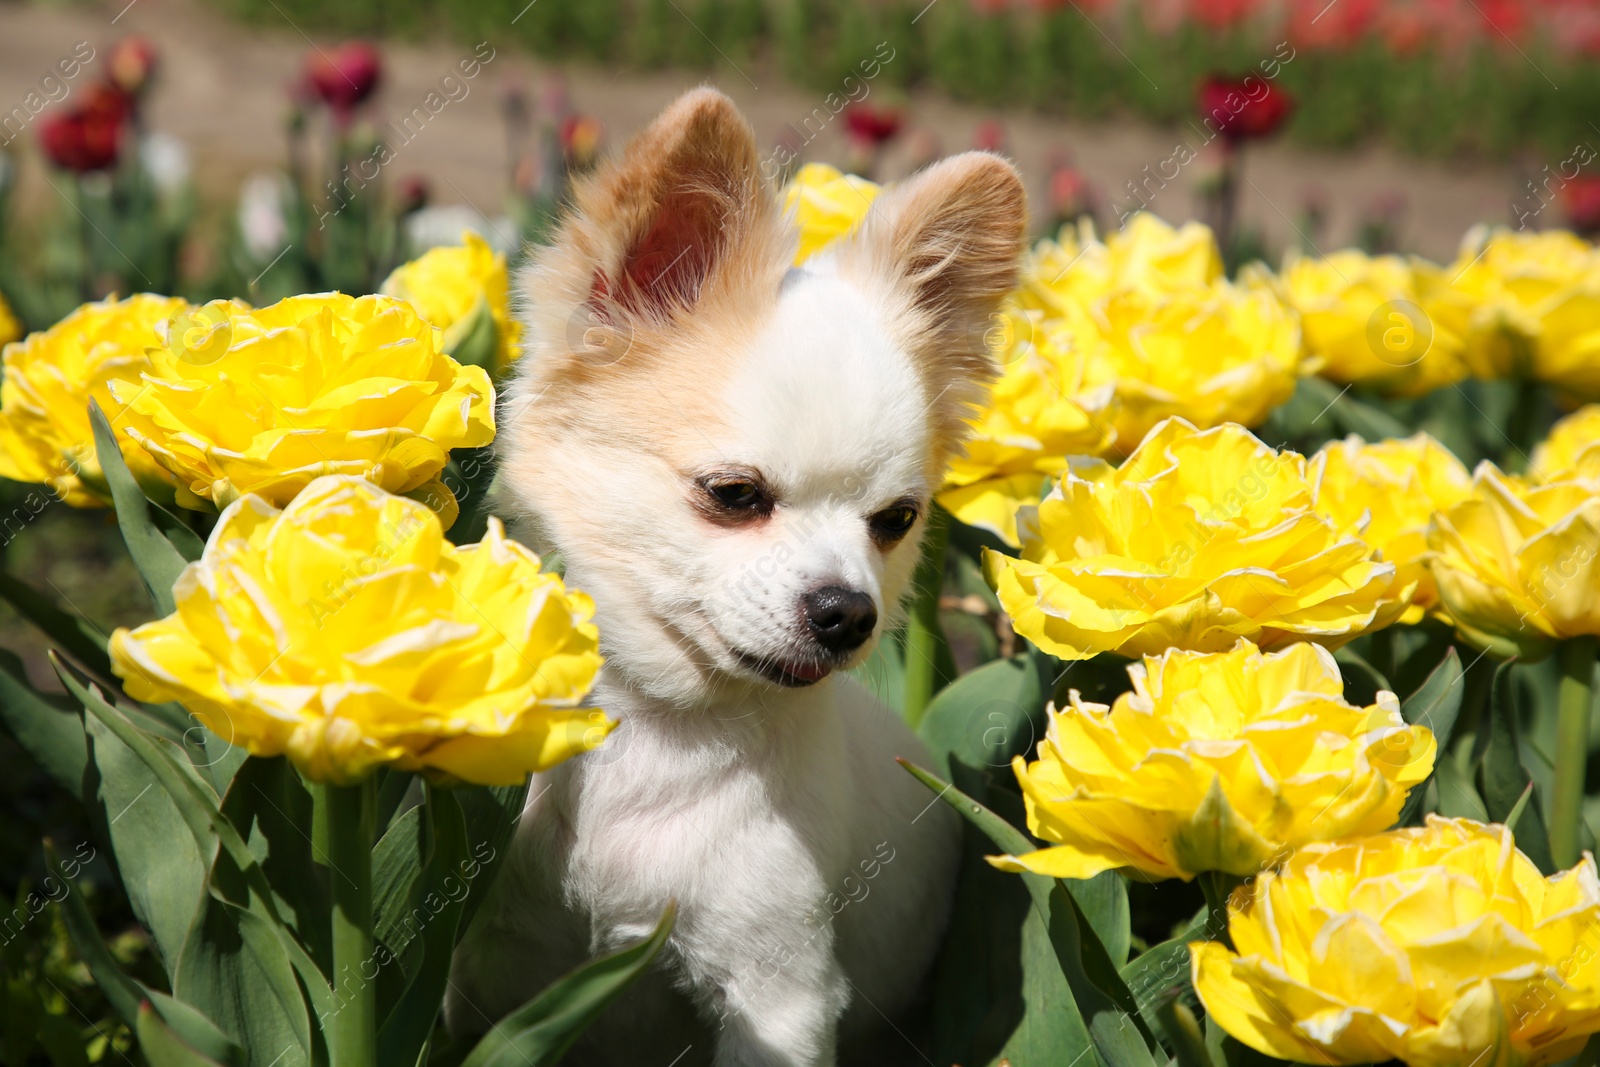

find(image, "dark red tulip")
[304,42,383,120]
[1198,74,1293,142]
[38,84,130,172]
[107,36,159,97]
[843,104,903,149]
[1563,176,1600,234]
[396,174,431,215]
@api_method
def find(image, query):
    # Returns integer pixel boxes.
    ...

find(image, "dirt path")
[0,0,1527,263]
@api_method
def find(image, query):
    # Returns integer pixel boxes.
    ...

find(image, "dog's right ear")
[526,87,777,367]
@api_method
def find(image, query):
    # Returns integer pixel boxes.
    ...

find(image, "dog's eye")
[711,482,760,508]
[869,505,918,543]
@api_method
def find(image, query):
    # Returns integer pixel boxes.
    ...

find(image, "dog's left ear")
[835,152,1027,390]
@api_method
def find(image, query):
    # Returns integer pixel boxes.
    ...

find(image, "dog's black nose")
[803,586,878,654]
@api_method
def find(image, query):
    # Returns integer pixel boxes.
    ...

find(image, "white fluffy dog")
[447,88,1025,1066]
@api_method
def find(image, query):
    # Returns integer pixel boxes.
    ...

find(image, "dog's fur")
[446,88,1025,1066]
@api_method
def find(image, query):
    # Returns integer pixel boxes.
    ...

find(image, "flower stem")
[903,507,952,730]
[327,777,376,1067]
[1552,635,1598,870]
[1198,871,1243,950]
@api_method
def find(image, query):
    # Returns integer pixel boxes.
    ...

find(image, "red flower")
[107,36,159,97]
[1476,0,1526,40]
[843,104,903,149]
[1563,176,1600,233]
[1198,74,1293,142]
[304,42,383,120]
[38,84,130,172]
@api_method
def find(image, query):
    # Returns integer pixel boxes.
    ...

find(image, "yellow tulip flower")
[986,419,1414,660]
[110,475,608,785]
[1429,461,1600,660]
[1282,250,1470,396]
[0,290,21,348]
[989,640,1434,881]
[938,305,1117,545]
[380,231,523,376]
[1449,226,1600,396]
[1194,816,1600,1067]
[0,294,188,507]
[109,293,494,517]
[1532,404,1600,483]
[781,163,880,265]
[1309,434,1474,624]
[1087,279,1302,447]
[1019,214,1223,317]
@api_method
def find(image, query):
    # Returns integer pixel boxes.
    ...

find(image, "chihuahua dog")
[446,88,1025,1066]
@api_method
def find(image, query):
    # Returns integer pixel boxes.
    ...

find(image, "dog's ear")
[835,152,1027,382]
[561,88,767,326]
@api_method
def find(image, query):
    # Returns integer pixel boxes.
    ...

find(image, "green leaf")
[46,838,146,1026]
[1435,747,1489,821]
[375,769,417,836]
[0,647,88,798]
[84,713,208,972]
[173,891,312,1065]
[372,803,426,952]
[220,757,332,974]
[1157,995,1218,1067]
[0,568,113,678]
[1333,647,1388,708]
[377,788,472,1067]
[928,787,1090,1066]
[1297,376,1411,442]
[89,399,189,616]
[1120,907,1211,1046]
[137,1001,230,1067]
[1072,869,1131,970]
[446,444,500,547]
[917,655,1046,779]
[1479,661,1556,873]
[442,295,498,373]
[900,759,1159,1066]
[458,900,677,1067]
[1401,647,1465,739]
[149,504,206,562]
[56,656,338,1027]
[47,842,245,1066]
[455,781,531,935]
[1397,647,1466,826]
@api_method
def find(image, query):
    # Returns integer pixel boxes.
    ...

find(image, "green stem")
[1551,635,1598,870]
[1197,871,1243,950]
[1506,374,1544,473]
[326,778,376,1067]
[902,507,952,730]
